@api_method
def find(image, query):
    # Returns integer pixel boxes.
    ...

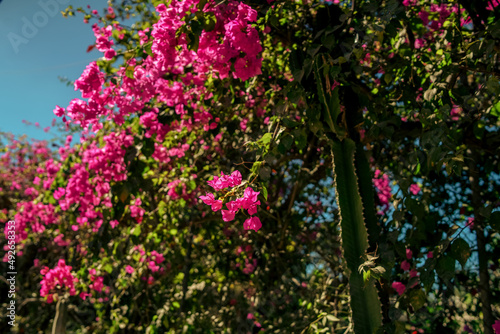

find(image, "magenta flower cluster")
[40,259,78,304]
[56,131,134,232]
[236,245,258,274]
[200,171,262,231]
[92,24,116,60]
[2,0,262,304]
[55,0,263,136]
[409,183,421,195]
[148,250,166,273]
[373,169,392,214]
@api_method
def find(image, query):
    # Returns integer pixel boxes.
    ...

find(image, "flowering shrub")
[1,0,500,333]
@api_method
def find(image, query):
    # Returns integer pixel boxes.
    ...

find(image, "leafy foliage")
[1,0,500,333]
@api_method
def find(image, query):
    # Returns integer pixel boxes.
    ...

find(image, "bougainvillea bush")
[1,0,500,333]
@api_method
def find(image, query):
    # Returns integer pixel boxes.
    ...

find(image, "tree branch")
[468,150,494,334]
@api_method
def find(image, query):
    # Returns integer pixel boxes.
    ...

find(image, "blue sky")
[0,0,106,141]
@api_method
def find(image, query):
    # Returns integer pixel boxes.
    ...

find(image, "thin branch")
[458,66,500,77]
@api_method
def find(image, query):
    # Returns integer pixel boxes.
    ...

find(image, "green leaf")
[489,211,500,232]
[371,266,386,278]
[326,314,340,322]
[141,137,155,157]
[450,238,471,268]
[487,76,500,94]
[409,289,426,310]
[307,44,322,57]
[259,166,271,180]
[187,31,199,52]
[384,74,393,85]
[490,101,500,117]
[436,255,455,281]
[251,161,263,174]
[259,133,273,146]
[174,272,185,284]
[395,321,406,334]
[473,121,485,140]
[363,270,371,282]
[125,67,135,79]
[279,134,293,150]
[103,263,113,274]
[322,34,336,51]
[203,12,217,32]
[283,118,300,128]
[131,225,141,237]
[261,185,268,201]
[309,120,323,134]
[197,0,207,10]
[420,268,435,291]
[293,129,307,150]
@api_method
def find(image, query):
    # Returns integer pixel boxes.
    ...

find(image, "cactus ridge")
[354,142,381,249]
[332,139,382,334]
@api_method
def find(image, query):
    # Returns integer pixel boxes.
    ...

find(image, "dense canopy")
[1,0,500,333]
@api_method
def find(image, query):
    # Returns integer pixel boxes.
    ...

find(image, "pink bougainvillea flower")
[487,0,500,10]
[74,61,104,98]
[200,192,216,205]
[207,175,225,191]
[240,118,248,131]
[53,187,65,200]
[450,105,462,121]
[130,198,145,219]
[207,170,243,191]
[467,217,474,231]
[406,248,413,259]
[150,251,165,264]
[401,260,411,271]
[233,56,262,81]
[243,216,262,231]
[373,169,392,214]
[241,187,260,206]
[247,201,260,215]
[226,200,241,212]
[125,265,135,274]
[228,170,242,187]
[89,276,104,292]
[392,281,406,296]
[242,258,257,274]
[222,210,236,222]
[80,292,91,300]
[492,320,500,334]
[104,49,116,59]
[211,200,223,212]
[409,184,421,195]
